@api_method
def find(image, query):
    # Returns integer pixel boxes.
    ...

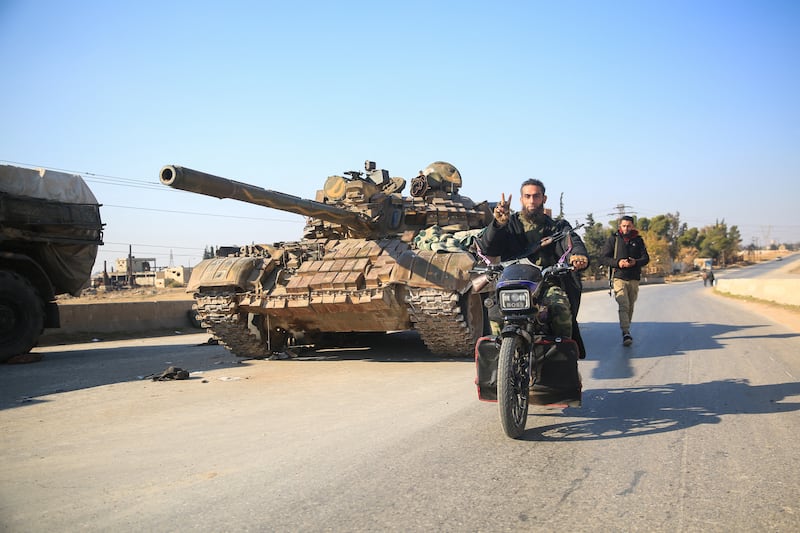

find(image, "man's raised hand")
[493,193,512,226]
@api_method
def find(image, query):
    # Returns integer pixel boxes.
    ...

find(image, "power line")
[103,204,301,222]
[606,203,636,219]
[1,159,162,190]
[103,241,200,251]
[1,160,303,222]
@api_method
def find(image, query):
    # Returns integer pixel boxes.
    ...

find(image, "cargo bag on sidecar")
[474,335,581,407]
[475,335,500,401]
[529,337,582,407]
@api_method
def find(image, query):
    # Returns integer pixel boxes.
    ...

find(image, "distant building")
[110,257,156,286]
[155,267,193,288]
[115,257,155,273]
[94,256,192,288]
[694,258,713,270]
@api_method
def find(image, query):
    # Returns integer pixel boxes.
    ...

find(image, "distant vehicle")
[0,164,104,362]
[776,257,783,261]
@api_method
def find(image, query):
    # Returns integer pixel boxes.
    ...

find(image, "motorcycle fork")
[501,324,534,389]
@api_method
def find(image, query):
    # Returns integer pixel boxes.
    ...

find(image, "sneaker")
[622,334,633,347]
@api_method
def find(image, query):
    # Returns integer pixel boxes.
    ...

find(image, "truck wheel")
[187,309,203,329]
[0,270,45,363]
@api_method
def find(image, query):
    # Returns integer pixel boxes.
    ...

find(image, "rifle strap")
[608,234,619,297]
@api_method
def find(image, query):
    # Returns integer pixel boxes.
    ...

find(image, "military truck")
[160,160,494,358]
[0,164,104,362]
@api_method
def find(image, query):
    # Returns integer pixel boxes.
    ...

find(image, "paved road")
[715,251,799,279]
[1,281,799,532]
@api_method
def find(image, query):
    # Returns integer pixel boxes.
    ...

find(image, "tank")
[159,160,494,358]
[0,164,104,362]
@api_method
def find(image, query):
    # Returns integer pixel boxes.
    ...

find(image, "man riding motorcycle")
[477,178,590,357]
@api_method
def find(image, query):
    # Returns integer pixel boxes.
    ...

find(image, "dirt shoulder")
[713,290,800,333]
[58,287,194,304]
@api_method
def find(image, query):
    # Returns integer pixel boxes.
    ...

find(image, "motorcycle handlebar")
[470,261,574,278]
[542,263,575,278]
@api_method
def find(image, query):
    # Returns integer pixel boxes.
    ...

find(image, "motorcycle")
[472,228,583,439]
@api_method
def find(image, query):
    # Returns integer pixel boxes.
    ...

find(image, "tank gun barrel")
[160,165,375,235]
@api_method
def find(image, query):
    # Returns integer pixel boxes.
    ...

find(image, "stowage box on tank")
[159,160,493,358]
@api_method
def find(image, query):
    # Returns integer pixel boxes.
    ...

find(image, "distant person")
[701,269,709,286]
[477,178,590,357]
[706,269,715,287]
[598,216,650,346]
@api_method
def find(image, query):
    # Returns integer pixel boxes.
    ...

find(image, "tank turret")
[160,161,492,240]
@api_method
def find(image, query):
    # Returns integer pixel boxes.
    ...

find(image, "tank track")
[405,288,478,357]
[194,292,271,359]
[196,288,479,359]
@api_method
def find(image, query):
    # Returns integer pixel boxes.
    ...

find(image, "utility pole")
[607,204,636,220]
[760,226,772,249]
[128,245,136,287]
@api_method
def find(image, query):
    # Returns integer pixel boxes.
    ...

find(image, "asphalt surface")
[1,274,799,532]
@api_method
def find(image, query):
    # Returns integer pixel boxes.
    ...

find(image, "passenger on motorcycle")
[477,178,590,357]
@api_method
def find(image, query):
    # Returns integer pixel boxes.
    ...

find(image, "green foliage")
[582,213,612,278]
[678,227,700,249]
[696,221,740,265]
[641,233,671,275]
[647,213,685,258]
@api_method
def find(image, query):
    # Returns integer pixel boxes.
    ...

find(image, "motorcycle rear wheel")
[497,334,530,438]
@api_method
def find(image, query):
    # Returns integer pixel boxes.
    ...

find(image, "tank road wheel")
[406,288,487,357]
[194,293,271,359]
[497,334,530,439]
[0,270,45,363]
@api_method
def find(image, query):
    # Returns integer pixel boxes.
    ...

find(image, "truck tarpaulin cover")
[0,164,103,295]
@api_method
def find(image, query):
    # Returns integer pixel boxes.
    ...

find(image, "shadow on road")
[583,320,800,380]
[289,330,468,363]
[0,331,462,410]
[0,335,242,410]
[518,379,800,442]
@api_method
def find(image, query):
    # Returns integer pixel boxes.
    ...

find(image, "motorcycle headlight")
[499,288,531,311]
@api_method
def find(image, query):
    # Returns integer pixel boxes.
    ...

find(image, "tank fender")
[186,256,275,293]
[390,249,476,293]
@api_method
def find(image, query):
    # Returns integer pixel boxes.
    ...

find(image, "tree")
[676,245,699,272]
[644,213,684,259]
[697,221,740,266]
[678,227,700,249]
[640,231,671,276]
[582,213,613,279]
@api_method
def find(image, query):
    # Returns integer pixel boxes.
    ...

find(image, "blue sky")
[2,0,798,272]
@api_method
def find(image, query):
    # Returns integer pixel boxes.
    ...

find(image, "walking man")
[599,216,650,346]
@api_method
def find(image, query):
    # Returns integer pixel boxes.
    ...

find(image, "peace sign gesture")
[493,193,512,226]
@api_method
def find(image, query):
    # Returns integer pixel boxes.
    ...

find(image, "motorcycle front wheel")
[497,334,530,438]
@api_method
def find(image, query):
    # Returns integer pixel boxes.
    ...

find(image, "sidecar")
[475,335,582,407]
